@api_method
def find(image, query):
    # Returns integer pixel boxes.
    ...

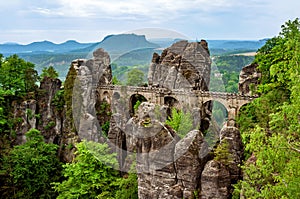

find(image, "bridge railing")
[98,85,258,101]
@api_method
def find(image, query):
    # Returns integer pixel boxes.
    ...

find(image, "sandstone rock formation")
[37,77,62,144]
[10,41,247,198]
[148,40,211,90]
[12,77,63,145]
[201,126,243,198]
[12,99,38,145]
[104,41,247,198]
[125,102,211,199]
[201,160,231,199]
[11,48,113,162]
[72,48,112,142]
[239,63,261,95]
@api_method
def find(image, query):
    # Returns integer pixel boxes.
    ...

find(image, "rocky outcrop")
[201,126,243,198]
[12,99,37,145]
[238,63,261,95]
[148,40,211,90]
[9,38,247,198]
[174,130,209,198]
[126,103,243,199]
[37,77,62,144]
[220,126,243,183]
[115,102,212,199]
[72,48,112,141]
[201,160,231,199]
[12,77,62,145]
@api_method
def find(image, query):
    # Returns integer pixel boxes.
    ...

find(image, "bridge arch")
[129,94,147,116]
[202,98,229,111]
[237,101,252,112]
[164,96,180,117]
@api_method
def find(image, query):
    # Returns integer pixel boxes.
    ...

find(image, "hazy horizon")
[0,1,299,44]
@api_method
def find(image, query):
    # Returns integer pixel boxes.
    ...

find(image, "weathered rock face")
[174,130,209,198]
[201,160,231,199]
[220,126,243,183]
[12,77,62,145]
[12,99,37,145]
[72,48,112,141]
[115,102,212,199]
[148,40,211,90]
[201,126,243,198]
[238,63,261,95]
[11,48,113,162]
[37,77,62,144]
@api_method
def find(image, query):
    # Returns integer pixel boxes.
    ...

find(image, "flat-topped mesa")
[148,40,211,90]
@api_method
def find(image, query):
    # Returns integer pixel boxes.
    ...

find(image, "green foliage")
[0,54,38,96]
[40,66,59,79]
[99,101,110,114]
[235,18,300,198]
[112,76,122,85]
[212,101,227,126]
[0,89,12,131]
[126,68,145,86]
[64,64,77,129]
[133,100,142,112]
[52,89,65,111]
[214,139,233,167]
[53,141,120,199]
[211,55,254,93]
[165,108,193,138]
[25,108,34,120]
[114,161,138,199]
[45,121,56,130]
[1,129,61,198]
[215,55,254,73]
[101,121,110,137]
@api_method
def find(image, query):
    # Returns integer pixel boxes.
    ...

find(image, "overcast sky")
[0,0,299,44]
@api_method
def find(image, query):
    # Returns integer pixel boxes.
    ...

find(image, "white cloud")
[31,0,242,20]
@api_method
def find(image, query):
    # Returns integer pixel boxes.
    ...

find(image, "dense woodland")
[234,19,300,198]
[0,19,299,198]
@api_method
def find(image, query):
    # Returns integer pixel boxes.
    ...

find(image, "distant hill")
[0,34,269,81]
[113,48,162,66]
[0,40,93,55]
[148,38,183,48]
[75,34,160,59]
[207,39,268,55]
[148,38,268,55]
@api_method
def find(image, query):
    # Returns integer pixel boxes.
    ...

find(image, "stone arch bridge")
[98,85,257,126]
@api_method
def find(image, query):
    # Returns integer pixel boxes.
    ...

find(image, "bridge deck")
[98,85,258,101]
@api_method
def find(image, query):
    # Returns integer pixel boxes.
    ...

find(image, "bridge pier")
[227,105,238,127]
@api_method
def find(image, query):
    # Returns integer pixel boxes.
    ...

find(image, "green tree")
[126,68,145,86]
[112,76,122,85]
[1,129,61,198]
[114,163,138,199]
[234,18,300,199]
[214,139,233,167]
[0,54,38,96]
[53,141,120,199]
[165,108,193,138]
[64,64,77,129]
[40,66,59,79]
